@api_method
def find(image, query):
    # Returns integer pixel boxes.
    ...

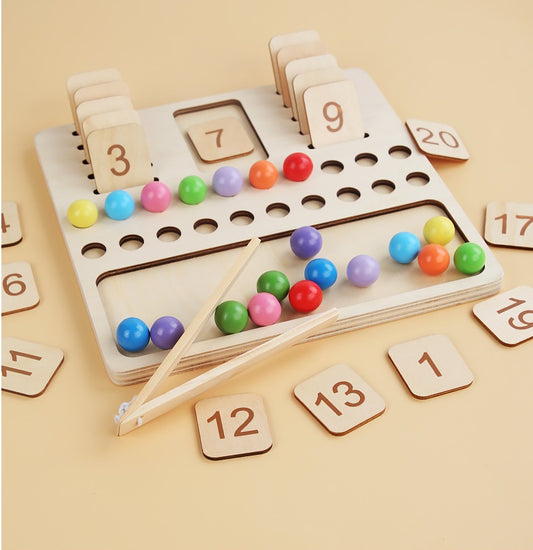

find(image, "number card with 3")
[303,80,365,148]
[388,334,474,399]
[293,364,385,436]
[2,261,40,315]
[484,201,533,249]
[406,119,469,160]
[2,337,64,397]
[473,286,533,346]
[194,393,273,460]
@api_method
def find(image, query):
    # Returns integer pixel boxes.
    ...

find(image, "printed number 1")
[418,351,442,377]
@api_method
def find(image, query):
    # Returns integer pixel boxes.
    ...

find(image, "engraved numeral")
[315,380,365,416]
[205,128,224,148]
[206,407,259,439]
[418,351,443,377]
[416,127,460,148]
[107,143,131,176]
[2,272,27,296]
[323,101,343,132]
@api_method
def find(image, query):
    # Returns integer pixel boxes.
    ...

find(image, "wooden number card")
[388,334,474,399]
[406,119,469,160]
[473,286,533,346]
[1,261,40,315]
[2,337,64,397]
[293,364,386,435]
[484,201,533,249]
[2,201,22,247]
[187,116,254,163]
[303,80,365,148]
[194,393,273,460]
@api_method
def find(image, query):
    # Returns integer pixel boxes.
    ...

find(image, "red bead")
[288,280,323,313]
[283,152,313,182]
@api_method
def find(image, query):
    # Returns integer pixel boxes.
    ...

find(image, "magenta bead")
[141,181,172,212]
[248,292,282,326]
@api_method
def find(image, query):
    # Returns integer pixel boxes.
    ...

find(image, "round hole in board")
[194,218,218,234]
[302,195,326,210]
[157,226,182,242]
[120,234,145,250]
[230,211,254,226]
[81,242,106,259]
[337,187,361,202]
[406,172,430,186]
[372,180,395,194]
[266,203,290,218]
[355,153,378,166]
[389,145,412,159]
[321,160,344,174]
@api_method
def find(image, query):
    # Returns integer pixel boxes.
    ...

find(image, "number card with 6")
[473,286,533,346]
[2,337,64,397]
[293,364,385,436]
[2,261,40,315]
[194,393,273,460]
[388,334,474,399]
[406,118,469,160]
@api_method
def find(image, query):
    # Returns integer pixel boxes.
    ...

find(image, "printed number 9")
[323,101,343,133]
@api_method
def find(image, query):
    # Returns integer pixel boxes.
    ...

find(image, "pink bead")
[248,292,282,326]
[140,181,172,212]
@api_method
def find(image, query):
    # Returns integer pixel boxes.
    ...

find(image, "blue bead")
[116,317,150,352]
[389,231,421,264]
[304,258,338,289]
[105,190,135,220]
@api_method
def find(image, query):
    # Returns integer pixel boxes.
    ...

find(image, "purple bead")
[150,316,184,349]
[290,226,322,259]
[212,166,244,197]
[346,255,380,287]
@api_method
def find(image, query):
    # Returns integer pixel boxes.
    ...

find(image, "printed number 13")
[315,380,365,416]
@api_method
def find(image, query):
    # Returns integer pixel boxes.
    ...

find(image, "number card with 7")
[294,364,385,436]
[473,286,533,346]
[194,393,273,460]
[484,201,533,249]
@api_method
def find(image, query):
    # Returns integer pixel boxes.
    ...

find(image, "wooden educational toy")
[293,363,386,435]
[2,337,64,397]
[195,392,273,460]
[35,31,503,386]
[388,334,474,399]
[1,201,23,247]
[1,261,40,315]
[484,201,533,249]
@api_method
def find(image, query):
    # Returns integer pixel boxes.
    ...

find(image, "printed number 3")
[107,144,131,176]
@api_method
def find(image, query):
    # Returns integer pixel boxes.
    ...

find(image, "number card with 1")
[303,80,365,149]
[473,286,533,346]
[406,119,469,160]
[484,201,533,249]
[2,201,22,247]
[194,393,273,460]
[388,334,474,399]
[2,337,64,397]
[293,364,385,436]
[2,261,40,315]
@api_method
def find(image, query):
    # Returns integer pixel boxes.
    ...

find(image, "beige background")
[2,0,533,548]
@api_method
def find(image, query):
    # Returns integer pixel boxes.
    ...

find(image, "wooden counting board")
[35,54,503,385]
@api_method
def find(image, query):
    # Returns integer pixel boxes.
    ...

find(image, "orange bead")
[249,160,278,189]
[417,243,450,275]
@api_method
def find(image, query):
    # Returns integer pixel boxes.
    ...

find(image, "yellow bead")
[423,215,455,245]
[67,199,98,228]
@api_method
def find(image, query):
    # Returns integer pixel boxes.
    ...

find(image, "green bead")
[454,242,485,275]
[256,270,290,302]
[214,300,249,334]
[179,175,207,205]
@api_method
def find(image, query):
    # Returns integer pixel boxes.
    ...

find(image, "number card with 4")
[293,364,385,436]
[388,334,474,399]
[484,201,533,249]
[2,261,40,315]
[2,337,64,397]
[1,201,22,247]
[473,286,533,346]
[194,393,273,460]
[406,118,469,160]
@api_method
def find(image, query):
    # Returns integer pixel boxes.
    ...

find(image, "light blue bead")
[105,190,135,220]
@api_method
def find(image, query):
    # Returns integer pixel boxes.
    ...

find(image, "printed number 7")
[206,128,224,148]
